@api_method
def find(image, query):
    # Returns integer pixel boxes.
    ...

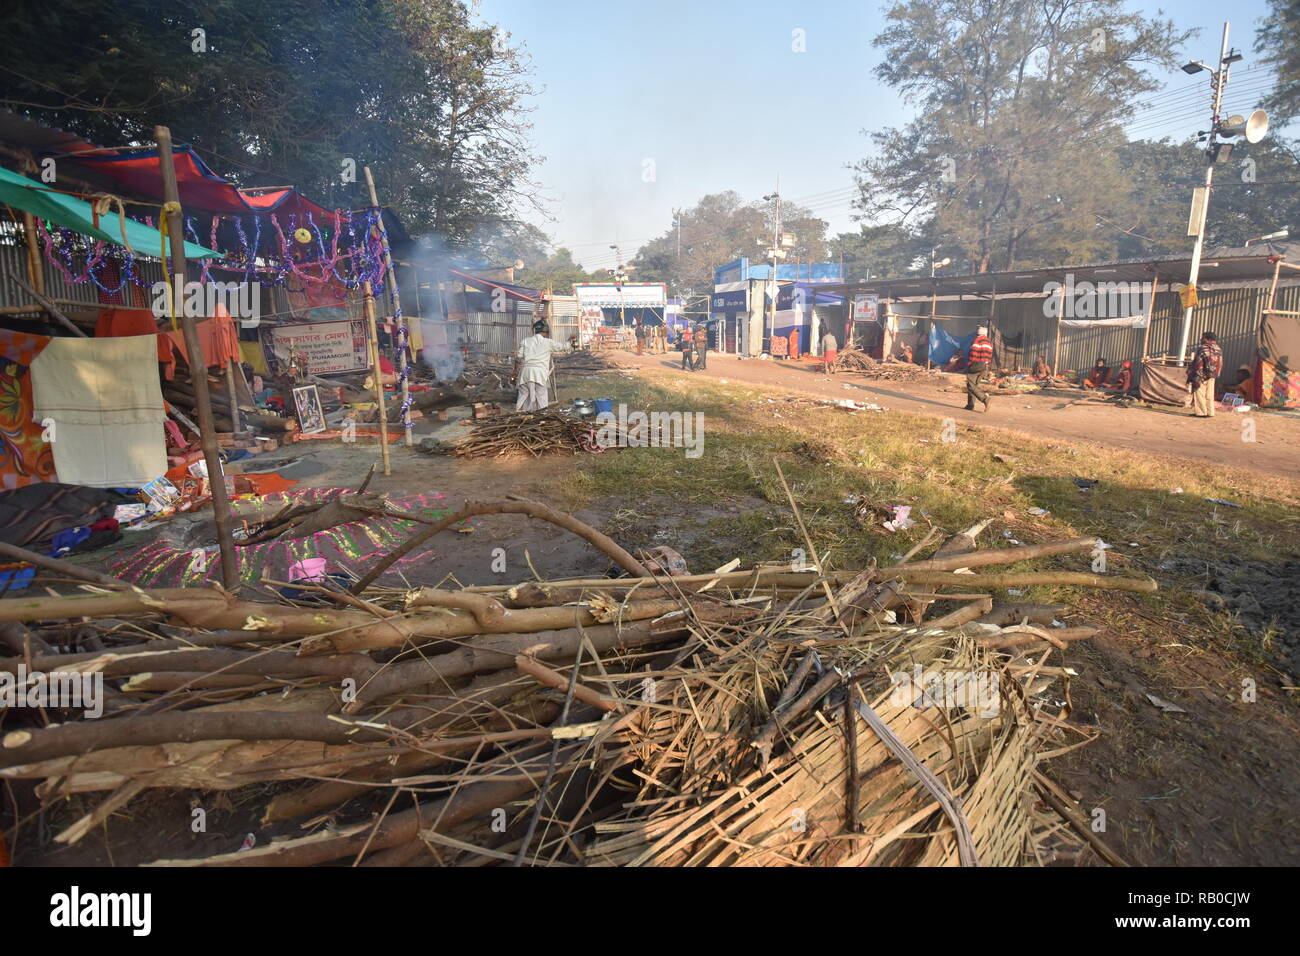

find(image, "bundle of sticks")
[442,410,618,459]
[832,347,943,381]
[0,494,1148,866]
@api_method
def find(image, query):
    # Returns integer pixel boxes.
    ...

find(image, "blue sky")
[475,0,1278,271]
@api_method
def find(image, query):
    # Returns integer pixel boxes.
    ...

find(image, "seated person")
[1031,355,1053,380]
[1106,359,1134,393]
[1229,365,1254,400]
[942,352,967,373]
[885,343,914,363]
[1081,358,1111,388]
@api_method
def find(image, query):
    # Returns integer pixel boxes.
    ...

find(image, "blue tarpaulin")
[928,325,976,367]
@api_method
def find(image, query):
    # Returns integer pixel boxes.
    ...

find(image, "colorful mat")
[111,489,449,587]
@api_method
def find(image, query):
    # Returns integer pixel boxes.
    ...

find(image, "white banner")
[574,283,667,309]
[270,319,370,374]
[1057,313,1149,329]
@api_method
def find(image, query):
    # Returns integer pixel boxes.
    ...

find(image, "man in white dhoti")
[514,319,574,411]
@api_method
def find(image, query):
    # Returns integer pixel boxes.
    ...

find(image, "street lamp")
[1244,229,1288,247]
[1176,22,1270,363]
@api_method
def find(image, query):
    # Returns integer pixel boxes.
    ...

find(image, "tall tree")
[854,0,1192,272]
[0,0,540,251]
[1255,0,1300,127]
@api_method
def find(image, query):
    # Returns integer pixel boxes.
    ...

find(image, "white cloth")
[30,335,167,487]
[515,333,569,387]
[516,381,550,412]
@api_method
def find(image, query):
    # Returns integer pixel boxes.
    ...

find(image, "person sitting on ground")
[1106,359,1134,393]
[1031,355,1053,380]
[1230,364,1254,401]
[943,351,967,373]
[1081,357,1111,389]
[885,343,914,363]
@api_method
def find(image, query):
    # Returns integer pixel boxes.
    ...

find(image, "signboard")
[270,319,369,374]
[853,294,880,321]
[573,283,667,309]
[711,288,748,312]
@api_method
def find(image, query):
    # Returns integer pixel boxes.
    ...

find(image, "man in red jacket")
[964,326,995,411]
[1187,330,1222,417]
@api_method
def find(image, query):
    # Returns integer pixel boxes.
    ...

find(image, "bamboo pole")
[21,212,44,295]
[364,166,411,445]
[362,280,392,476]
[224,361,242,433]
[1141,273,1158,361]
[155,125,239,589]
[1052,283,1065,374]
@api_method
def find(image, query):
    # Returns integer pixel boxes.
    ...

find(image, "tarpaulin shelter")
[0,165,219,259]
[60,145,332,220]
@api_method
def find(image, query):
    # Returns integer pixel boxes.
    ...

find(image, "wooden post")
[224,361,242,433]
[363,282,391,476]
[1140,273,1158,361]
[363,167,412,446]
[155,126,239,590]
[21,213,45,295]
[1052,284,1066,374]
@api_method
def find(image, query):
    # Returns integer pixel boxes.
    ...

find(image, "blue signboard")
[711,288,748,312]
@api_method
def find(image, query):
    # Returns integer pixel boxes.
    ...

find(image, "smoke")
[408,233,464,382]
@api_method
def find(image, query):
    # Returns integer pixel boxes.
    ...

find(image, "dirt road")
[628,351,1300,479]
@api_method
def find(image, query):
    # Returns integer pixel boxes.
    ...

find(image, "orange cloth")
[162,304,241,376]
[95,308,173,367]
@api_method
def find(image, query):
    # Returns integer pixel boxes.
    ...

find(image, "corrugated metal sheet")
[0,238,165,317]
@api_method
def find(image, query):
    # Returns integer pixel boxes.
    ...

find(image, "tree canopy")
[0,0,542,257]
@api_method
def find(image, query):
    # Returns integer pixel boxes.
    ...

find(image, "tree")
[854,0,1193,272]
[829,223,932,281]
[1255,0,1300,127]
[516,246,596,293]
[0,0,541,253]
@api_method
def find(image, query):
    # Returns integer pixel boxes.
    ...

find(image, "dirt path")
[624,351,1299,478]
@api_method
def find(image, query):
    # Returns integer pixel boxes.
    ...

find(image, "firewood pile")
[440,409,621,459]
[832,347,945,382]
[0,494,1148,866]
[459,349,619,390]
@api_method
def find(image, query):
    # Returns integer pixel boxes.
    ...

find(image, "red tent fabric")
[62,145,332,220]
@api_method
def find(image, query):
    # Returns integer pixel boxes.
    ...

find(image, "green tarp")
[0,165,221,259]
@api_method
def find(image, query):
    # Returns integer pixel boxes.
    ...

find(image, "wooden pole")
[1052,284,1065,374]
[224,361,242,433]
[363,167,412,446]
[1140,273,1158,361]
[363,281,392,476]
[21,212,45,296]
[11,278,87,338]
[155,126,239,589]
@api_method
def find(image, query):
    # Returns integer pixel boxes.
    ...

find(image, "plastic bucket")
[593,398,614,415]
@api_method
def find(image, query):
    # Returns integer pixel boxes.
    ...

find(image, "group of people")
[1079,357,1135,393]
[677,322,709,371]
[632,319,669,355]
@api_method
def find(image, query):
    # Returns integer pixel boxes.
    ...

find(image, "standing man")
[1187,330,1222,417]
[679,324,695,371]
[964,325,995,412]
[514,319,573,411]
[822,329,838,374]
[694,319,709,370]
[633,319,646,355]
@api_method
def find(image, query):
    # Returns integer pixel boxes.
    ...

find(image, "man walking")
[679,325,695,371]
[694,319,709,370]
[514,319,573,411]
[1187,330,1222,417]
[964,325,995,412]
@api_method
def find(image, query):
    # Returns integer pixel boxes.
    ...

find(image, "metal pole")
[1177,22,1232,365]
[155,126,239,589]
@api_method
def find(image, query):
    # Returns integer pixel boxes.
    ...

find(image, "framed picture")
[292,384,326,435]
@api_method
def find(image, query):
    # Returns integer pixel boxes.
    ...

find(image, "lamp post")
[762,181,782,354]
[1176,22,1269,363]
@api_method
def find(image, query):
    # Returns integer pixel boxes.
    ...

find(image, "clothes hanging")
[0,329,56,490]
[30,335,167,488]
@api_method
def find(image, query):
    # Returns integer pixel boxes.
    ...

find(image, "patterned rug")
[111,489,449,587]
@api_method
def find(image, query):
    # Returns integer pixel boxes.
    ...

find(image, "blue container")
[593,398,614,415]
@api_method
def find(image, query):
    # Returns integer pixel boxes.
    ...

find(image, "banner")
[853,294,880,321]
[574,283,667,309]
[1057,314,1149,329]
[269,319,369,374]
[711,288,748,312]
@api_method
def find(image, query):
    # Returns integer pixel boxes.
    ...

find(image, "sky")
[474,0,1279,272]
